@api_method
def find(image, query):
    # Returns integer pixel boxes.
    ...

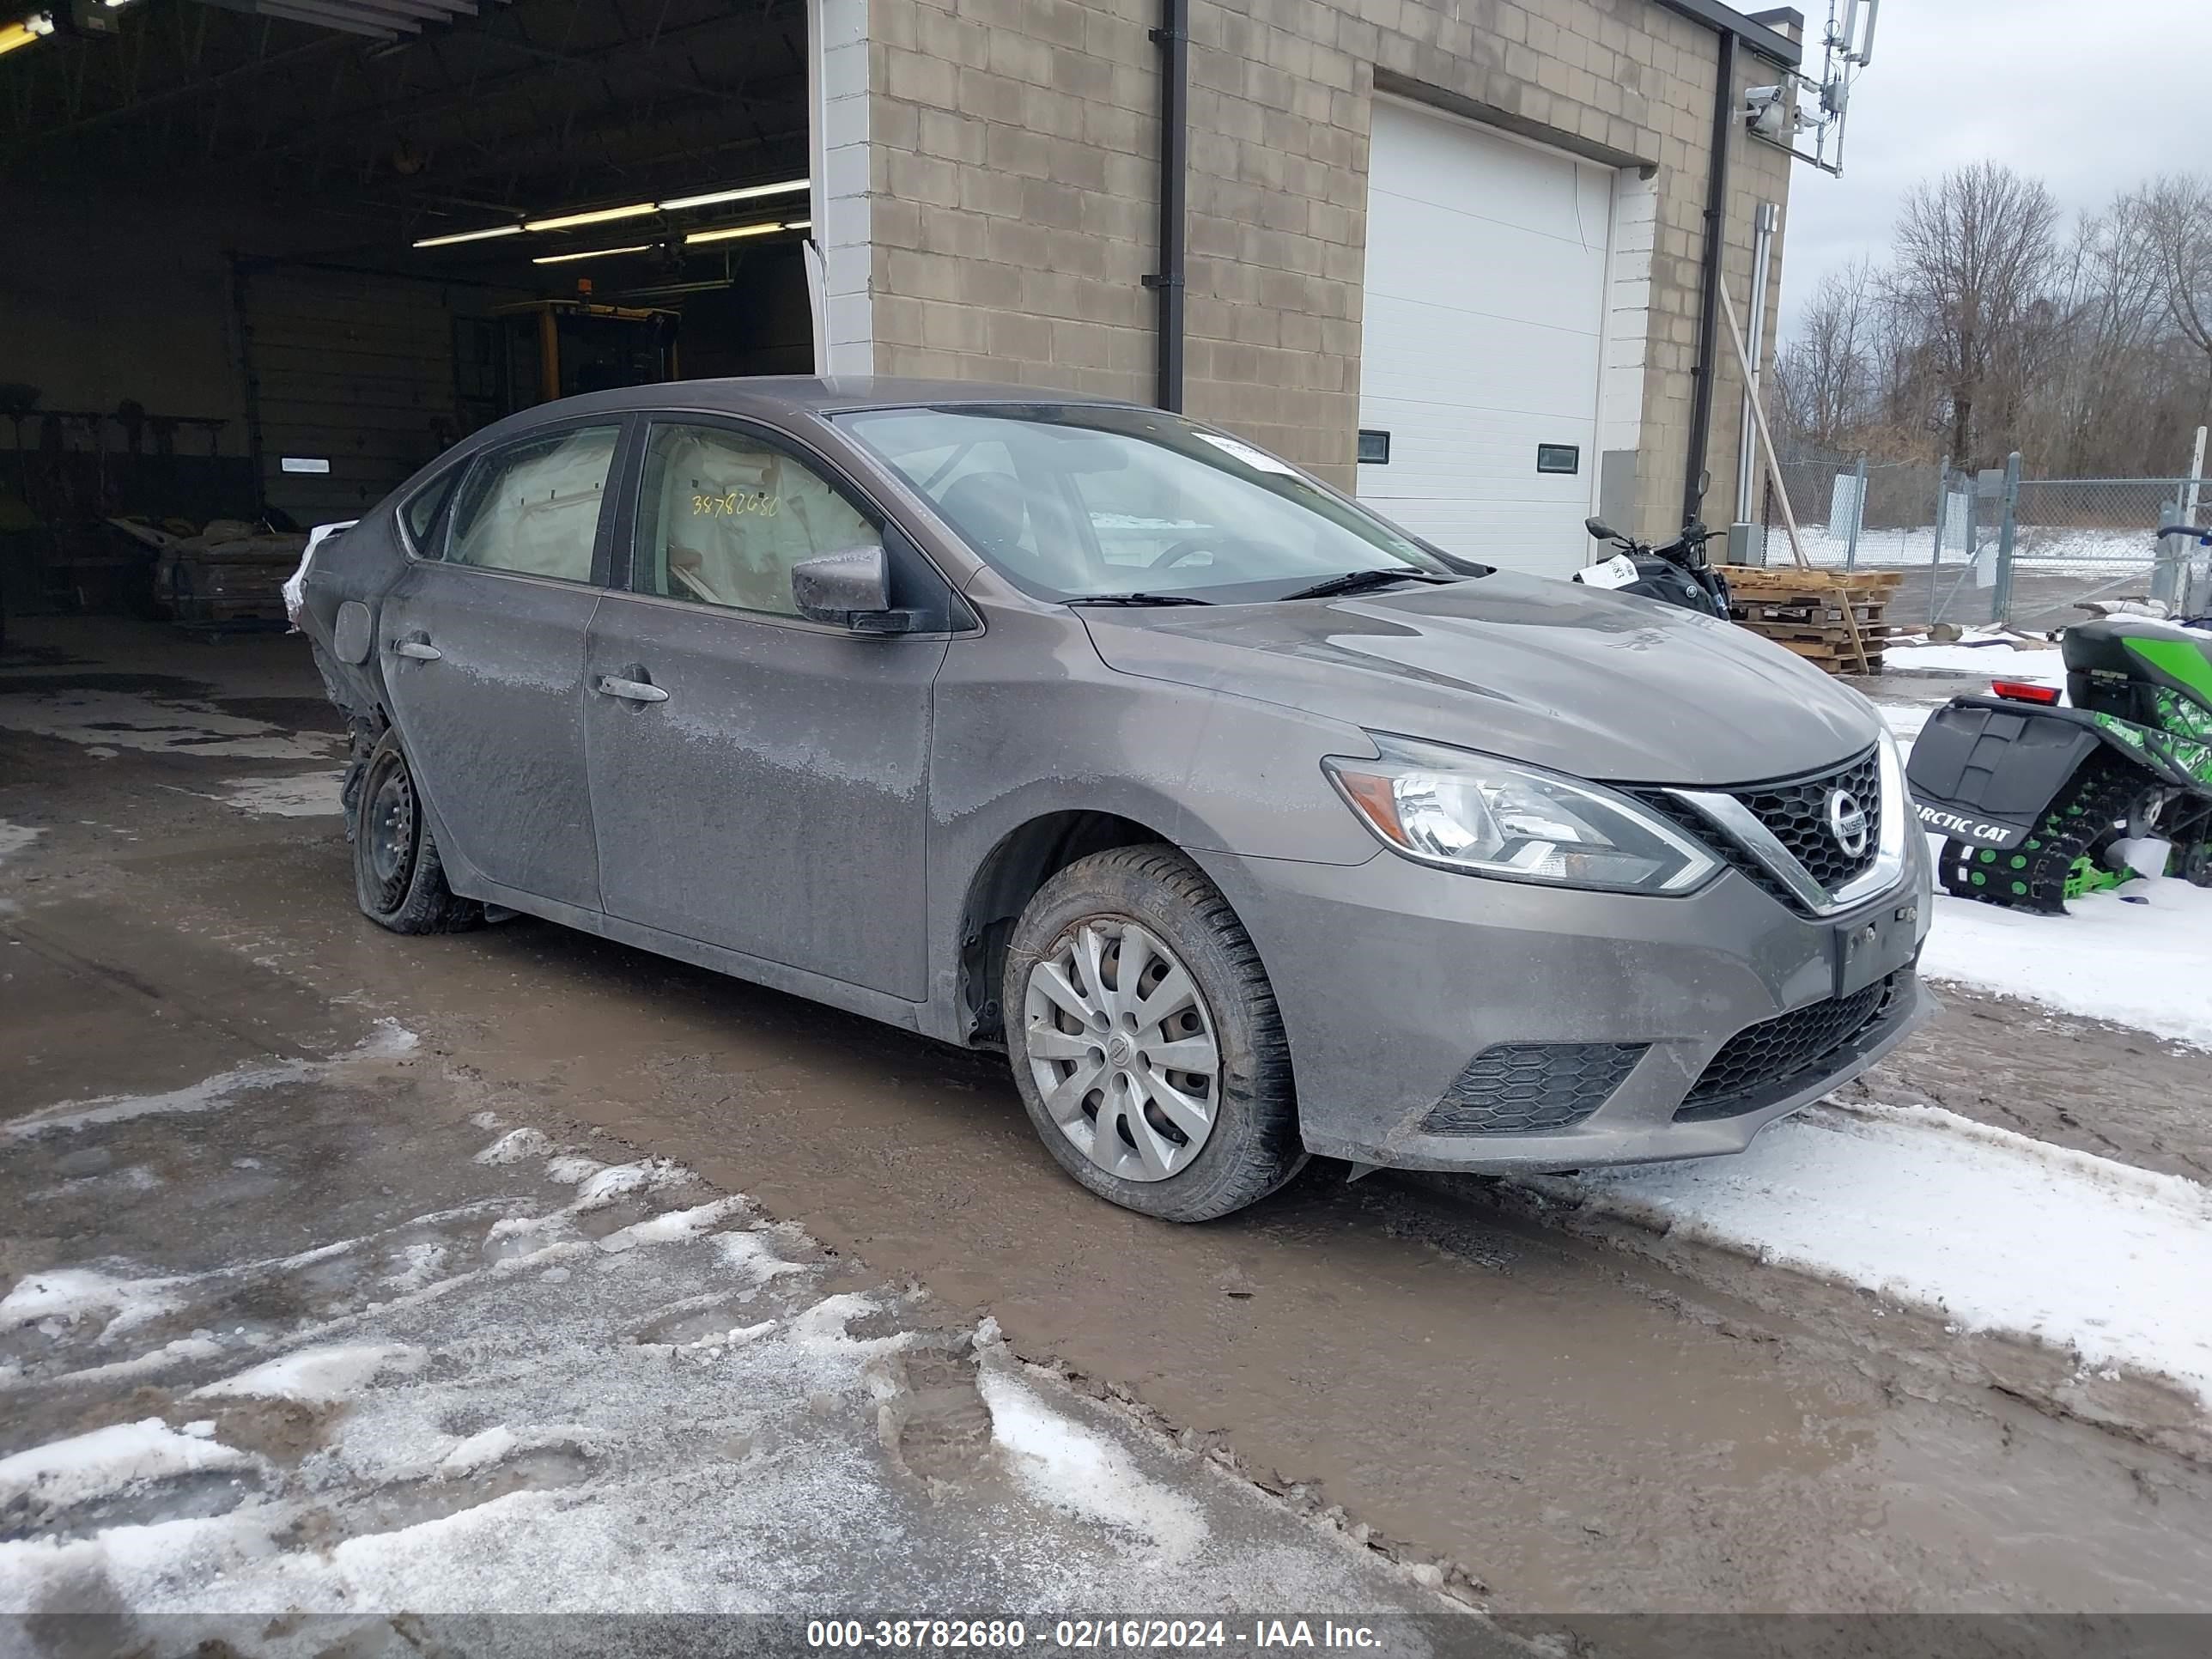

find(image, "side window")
[445,425,620,582]
[400,466,459,553]
[634,423,876,618]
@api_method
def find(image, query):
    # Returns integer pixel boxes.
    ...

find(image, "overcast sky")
[1774,0,2211,340]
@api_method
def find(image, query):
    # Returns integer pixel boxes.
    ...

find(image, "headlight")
[1322,736,1720,894]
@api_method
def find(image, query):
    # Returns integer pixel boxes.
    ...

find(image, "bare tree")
[2020,201,2168,472]
[2134,173,2212,430]
[1775,260,1878,445]
[1887,161,2061,467]
[1776,167,2210,477]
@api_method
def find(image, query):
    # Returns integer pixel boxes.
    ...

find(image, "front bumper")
[1189,839,1936,1173]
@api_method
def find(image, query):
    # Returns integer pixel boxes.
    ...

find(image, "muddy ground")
[5,618,2212,1625]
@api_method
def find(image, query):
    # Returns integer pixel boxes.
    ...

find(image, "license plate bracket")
[1832,900,1918,999]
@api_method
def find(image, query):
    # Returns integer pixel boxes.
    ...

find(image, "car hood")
[1078,572,1882,787]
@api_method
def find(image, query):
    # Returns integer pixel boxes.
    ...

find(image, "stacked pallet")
[1720,565,1903,675]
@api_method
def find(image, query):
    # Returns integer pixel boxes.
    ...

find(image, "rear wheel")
[351,732,482,935]
[1003,846,1304,1222]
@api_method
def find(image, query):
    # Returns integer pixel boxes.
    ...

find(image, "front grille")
[1635,791,1799,910]
[1631,748,1881,914]
[1674,973,1902,1121]
[1737,748,1882,892]
[1422,1042,1647,1136]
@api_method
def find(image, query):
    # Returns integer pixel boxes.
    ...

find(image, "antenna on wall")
[1745,0,1877,177]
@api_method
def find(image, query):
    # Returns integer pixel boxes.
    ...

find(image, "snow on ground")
[1917,875,2212,1048]
[0,1419,253,1516]
[0,1060,1447,1628]
[216,771,344,817]
[978,1359,1207,1564]
[0,1020,416,1145]
[1883,632,2069,684]
[1794,523,2158,576]
[1563,1100,2212,1409]
[0,689,338,762]
[1863,681,2212,1047]
[1877,702,1936,748]
[192,1343,427,1404]
[0,1267,188,1339]
[0,820,40,865]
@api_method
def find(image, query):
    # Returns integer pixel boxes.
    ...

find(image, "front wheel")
[350,732,482,935]
[1002,846,1304,1222]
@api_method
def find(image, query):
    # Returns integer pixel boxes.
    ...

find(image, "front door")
[379,421,622,911]
[584,417,946,998]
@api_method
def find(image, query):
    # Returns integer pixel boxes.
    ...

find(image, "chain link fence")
[1754,450,2210,630]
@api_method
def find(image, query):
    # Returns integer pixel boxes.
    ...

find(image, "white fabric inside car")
[647,428,874,616]
[448,428,617,580]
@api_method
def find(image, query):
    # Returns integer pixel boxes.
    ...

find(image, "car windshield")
[833,404,1468,603]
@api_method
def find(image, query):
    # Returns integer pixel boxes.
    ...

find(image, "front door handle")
[392,639,441,661]
[597,674,669,705]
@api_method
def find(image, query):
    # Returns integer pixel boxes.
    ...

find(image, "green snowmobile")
[1905,602,2212,915]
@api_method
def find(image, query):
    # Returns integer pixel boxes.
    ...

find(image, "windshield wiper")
[1066,592,1215,607]
[1277,568,1459,602]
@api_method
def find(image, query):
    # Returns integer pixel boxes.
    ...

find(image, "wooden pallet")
[1720,563,1905,593]
[1719,564,1894,675]
[1769,636,1887,672]
[1736,618,1897,648]
[1734,598,1888,627]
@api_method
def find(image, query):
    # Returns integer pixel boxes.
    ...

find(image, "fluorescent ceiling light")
[532,244,652,265]
[657,178,809,212]
[785,219,811,232]
[684,221,786,246]
[413,222,524,249]
[524,202,659,233]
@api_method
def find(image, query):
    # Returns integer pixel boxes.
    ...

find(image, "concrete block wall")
[863,0,1792,535]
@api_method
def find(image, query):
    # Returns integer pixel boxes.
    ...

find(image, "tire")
[350,732,482,935]
[1002,845,1304,1222]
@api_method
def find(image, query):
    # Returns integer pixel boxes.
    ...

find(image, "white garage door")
[1358,100,1613,578]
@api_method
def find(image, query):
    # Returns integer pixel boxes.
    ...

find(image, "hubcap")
[1022,920,1221,1183]
[367,762,416,907]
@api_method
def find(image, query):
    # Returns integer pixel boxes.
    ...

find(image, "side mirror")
[792,543,902,630]
[1583,516,1618,541]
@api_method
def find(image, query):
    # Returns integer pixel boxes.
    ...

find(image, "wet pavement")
[4,618,2211,1629]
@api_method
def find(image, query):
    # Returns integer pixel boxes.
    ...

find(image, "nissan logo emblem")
[1827,788,1870,857]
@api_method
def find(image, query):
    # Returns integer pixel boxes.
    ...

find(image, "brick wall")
[863,0,1793,538]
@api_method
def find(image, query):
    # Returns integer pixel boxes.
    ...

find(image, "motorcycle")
[1574,514,1734,619]
[1905,536,2212,914]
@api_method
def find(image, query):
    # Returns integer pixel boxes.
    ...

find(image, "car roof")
[489,376,1141,432]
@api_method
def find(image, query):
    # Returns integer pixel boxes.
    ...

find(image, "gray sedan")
[295,379,1933,1221]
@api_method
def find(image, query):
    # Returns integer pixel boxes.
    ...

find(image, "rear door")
[582,416,951,999]
[378,419,623,911]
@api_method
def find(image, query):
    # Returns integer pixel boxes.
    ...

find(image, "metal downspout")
[1146,0,1188,412]
[1683,29,1736,526]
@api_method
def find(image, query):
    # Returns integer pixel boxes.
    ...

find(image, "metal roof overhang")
[1654,0,1803,67]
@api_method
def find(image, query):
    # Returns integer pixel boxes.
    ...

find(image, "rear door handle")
[597,674,669,704]
[392,640,441,661]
